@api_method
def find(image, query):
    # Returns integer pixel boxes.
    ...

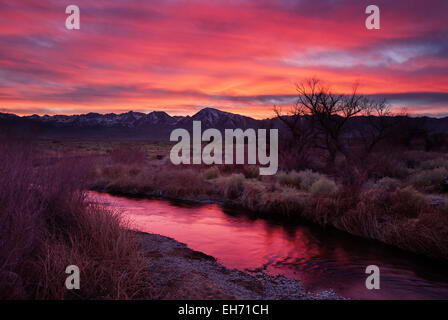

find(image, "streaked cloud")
[0,0,447,118]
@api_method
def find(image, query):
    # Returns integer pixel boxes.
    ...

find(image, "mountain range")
[0,107,447,140]
[0,108,264,140]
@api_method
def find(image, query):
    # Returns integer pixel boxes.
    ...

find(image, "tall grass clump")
[0,139,153,299]
[216,174,245,199]
[259,188,309,216]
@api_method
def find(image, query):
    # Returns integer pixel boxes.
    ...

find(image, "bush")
[297,170,325,191]
[387,161,410,179]
[374,177,401,192]
[310,177,338,196]
[242,165,259,179]
[277,171,301,188]
[408,167,448,190]
[420,158,448,170]
[203,167,220,180]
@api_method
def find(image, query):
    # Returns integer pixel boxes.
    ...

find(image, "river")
[89,191,448,300]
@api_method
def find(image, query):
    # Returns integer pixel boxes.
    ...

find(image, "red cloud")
[1,0,447,118]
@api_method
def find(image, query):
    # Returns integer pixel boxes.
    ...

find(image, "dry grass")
[216,174,245,199]
[0,140,154,300]
[109,145,147,165]
[277,169,333,193]
[408,167,448,192]
[99,163,213,198]
[335,186,448,258]
[88,141,448,259]
[202,166,220,180]
[36,206,152,300]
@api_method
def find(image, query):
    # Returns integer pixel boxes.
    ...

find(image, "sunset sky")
[1,0,447,119]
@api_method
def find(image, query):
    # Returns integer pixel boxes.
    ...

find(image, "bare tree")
[274,103,316,169]
[295,79,369,165]
[357,98,397,157]
[276,79,396,170]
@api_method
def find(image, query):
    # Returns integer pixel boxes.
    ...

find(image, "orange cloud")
[0,0,447,118]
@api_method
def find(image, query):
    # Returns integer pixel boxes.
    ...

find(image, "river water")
[90,191,448,300]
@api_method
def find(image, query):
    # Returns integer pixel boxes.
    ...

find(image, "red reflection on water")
[89,192,448,300]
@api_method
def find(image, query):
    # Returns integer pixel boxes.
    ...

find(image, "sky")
[0,0,447,119]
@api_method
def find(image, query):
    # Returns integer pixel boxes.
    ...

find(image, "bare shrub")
[310,177,338,196]
[364,152,409,179]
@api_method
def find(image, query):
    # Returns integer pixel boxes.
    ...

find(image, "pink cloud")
[0,0,447,118]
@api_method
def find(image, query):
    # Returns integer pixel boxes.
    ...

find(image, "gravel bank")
[137,232,343,300]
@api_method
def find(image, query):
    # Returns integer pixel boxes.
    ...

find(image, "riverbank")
[42,140,448,259]
[93,177,448,262]
[136,232,342,300]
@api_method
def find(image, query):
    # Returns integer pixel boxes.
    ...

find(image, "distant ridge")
[1,107,447,140]
[0,108,265,140]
